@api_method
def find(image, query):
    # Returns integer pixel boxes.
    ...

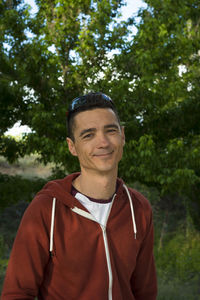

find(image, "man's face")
[67,108,125,176]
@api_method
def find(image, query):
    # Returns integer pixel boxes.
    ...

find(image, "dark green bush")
[0,174,47,292]
[0,201,29,251]
[0,173,46,211]
[156,229,200,281]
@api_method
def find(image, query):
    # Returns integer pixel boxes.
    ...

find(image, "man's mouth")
[93,151,114,157]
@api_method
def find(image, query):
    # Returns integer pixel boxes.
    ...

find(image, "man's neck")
[73,170,118,200]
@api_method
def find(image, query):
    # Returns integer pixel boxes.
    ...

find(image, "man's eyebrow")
[79,128,96,137]
[79,124,119,137]
[104,124,119,129]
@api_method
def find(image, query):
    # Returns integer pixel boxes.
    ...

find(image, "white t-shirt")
[74,192,115,226]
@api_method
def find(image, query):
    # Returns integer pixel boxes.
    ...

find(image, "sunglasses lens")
[70,96,86,111]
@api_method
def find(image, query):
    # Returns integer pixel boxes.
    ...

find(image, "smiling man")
[2,92,157,300]
[67,107,125,196]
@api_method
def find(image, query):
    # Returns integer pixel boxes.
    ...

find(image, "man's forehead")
[74,108,118,124]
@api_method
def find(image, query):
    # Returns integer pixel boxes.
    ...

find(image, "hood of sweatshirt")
[36,172,126,209]
[36,172,137,240]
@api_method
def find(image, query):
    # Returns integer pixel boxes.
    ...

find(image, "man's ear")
[66,137,77,156]
[121,126,125,146]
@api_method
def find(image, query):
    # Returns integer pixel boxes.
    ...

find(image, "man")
[2,92,157,299]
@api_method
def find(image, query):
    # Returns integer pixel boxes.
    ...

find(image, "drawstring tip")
[134,233,137,239]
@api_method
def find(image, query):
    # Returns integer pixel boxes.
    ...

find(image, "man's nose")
[96,132,110,148]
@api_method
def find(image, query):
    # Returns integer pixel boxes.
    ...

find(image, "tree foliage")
[1,0,200,228]
[0,0,30,131]
[116,0,200,229]
[1,0,129,167]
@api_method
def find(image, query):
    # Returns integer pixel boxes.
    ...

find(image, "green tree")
[0,0,31,161]
[114,0,200,229]
[1,0,200,230]
[1,0,131,168]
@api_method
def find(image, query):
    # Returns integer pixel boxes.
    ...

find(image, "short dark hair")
[67,92,120,141]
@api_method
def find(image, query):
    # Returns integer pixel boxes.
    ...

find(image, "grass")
[0,155,54,179]
[157,277,200,300]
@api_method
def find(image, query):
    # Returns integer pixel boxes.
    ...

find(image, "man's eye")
[107,129,117,133]
[83,133,93,139]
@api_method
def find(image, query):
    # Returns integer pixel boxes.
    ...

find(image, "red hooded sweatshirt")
[2,173,157,300]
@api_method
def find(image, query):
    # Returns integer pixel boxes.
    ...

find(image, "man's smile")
[93,151,114,157]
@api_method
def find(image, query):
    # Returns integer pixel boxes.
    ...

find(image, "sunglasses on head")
[68,92,114,115]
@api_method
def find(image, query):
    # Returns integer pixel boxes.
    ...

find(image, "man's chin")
[94,163,118,174]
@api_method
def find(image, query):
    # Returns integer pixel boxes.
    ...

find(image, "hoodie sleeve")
[130,192,157,300]
[1,195,52,299]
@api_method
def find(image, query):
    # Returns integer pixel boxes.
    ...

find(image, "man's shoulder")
[29,172,79,211]
[126,186,152,213]
[26,177,67,212]
[117,178,151,210]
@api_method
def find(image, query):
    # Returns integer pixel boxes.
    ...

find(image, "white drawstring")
[49,184,137,254]
[123,184,137,239]
[50,197,56,253]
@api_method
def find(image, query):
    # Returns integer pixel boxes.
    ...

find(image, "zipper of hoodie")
[100,224,113,300]
[100,194,116,300]
[71,194,116,300]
